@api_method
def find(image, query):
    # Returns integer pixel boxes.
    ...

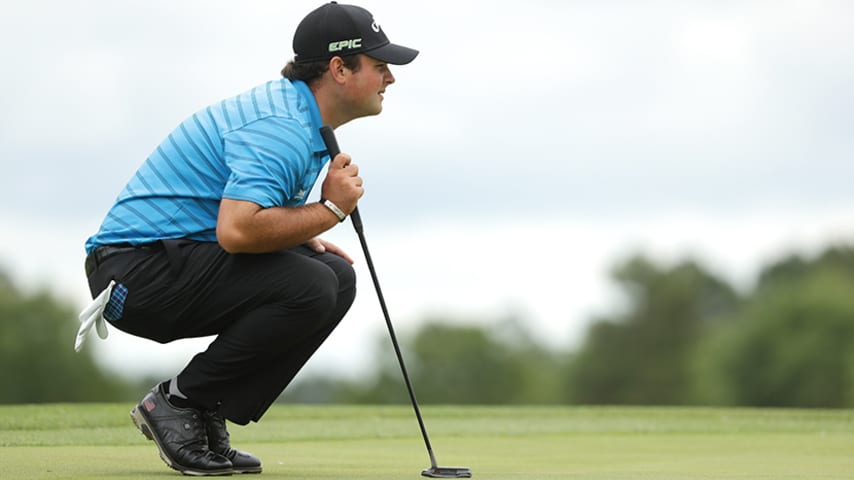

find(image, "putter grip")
[319,126,363,232]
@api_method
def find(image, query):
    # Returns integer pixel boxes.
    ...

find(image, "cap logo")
[329,38,362,53]
[371,20,381,33]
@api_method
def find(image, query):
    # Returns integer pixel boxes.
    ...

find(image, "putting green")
[1,404,852,479]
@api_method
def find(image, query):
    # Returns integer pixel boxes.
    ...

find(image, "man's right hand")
[321,152,363,215]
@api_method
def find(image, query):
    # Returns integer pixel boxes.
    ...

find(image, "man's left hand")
[306,237,354,264]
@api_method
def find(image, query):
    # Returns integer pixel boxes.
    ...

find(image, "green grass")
[1,404,852,479]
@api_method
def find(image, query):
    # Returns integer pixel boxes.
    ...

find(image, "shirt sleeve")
[221,116,312,208]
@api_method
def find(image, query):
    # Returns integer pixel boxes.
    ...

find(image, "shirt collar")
[292,80,326,154]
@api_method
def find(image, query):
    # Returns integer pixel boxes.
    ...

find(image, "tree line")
[282,244,854,407]
[2,244,853,407]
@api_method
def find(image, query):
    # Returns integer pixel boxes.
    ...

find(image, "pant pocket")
[103,283,128,322]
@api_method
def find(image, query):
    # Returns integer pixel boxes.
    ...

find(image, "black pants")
[86,240,356,425]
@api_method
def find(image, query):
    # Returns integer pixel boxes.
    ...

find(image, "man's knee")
[298,266,342,318]
[335,259,356,297]
[326,255,356,313]
[306,257,356,307]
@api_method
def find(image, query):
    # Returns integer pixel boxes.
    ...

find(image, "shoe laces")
[178,411,210,450]
[204,411,231,452]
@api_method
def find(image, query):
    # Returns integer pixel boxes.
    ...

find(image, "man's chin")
[356,107,383,119]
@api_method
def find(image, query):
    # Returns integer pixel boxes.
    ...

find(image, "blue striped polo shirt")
[85,79,328,254]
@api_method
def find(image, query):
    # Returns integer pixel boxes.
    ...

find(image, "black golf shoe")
[130,384,233,476]
[204,411,263,474]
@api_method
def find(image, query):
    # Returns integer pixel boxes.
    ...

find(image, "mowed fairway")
[1,404,852,479]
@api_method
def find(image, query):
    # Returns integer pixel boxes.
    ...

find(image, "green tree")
[0,270,132,402]
[693,246,854,407]
[284,315,565,404]
[406,318,563,404]
[566,254,740,405]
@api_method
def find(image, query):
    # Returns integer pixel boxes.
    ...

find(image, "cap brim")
[365,43,419,65]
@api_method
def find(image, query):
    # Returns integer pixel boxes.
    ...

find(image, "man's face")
[343,55,396,118]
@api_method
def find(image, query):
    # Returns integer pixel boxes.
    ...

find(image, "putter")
[320,126,472,479]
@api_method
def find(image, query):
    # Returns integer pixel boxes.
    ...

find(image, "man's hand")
[305,237,355,264]
[321,152,363,214]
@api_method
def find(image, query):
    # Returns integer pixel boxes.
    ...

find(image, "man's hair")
[281,55,362,84]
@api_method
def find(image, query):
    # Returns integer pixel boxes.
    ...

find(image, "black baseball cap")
[293,2,419,65]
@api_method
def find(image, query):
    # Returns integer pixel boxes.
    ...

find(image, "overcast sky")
[1,0,852,379]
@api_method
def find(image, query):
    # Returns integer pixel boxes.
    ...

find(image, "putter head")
[421,466,472,478]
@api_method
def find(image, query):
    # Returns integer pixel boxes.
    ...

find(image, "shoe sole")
[232,465,263,474]
[130,406,233,477]
[233,468,263,474]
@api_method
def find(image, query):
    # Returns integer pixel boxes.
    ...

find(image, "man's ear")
[329,56,348,84]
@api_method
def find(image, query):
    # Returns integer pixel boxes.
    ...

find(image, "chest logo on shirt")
[295,188,308,200]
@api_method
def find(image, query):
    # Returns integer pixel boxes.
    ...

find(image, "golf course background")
[4,245,853,408]
[2,246,853,478]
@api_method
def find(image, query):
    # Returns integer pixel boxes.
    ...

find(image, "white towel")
[74,280,114,352]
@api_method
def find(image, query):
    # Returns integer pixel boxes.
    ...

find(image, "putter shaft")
[319,126,471,478]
